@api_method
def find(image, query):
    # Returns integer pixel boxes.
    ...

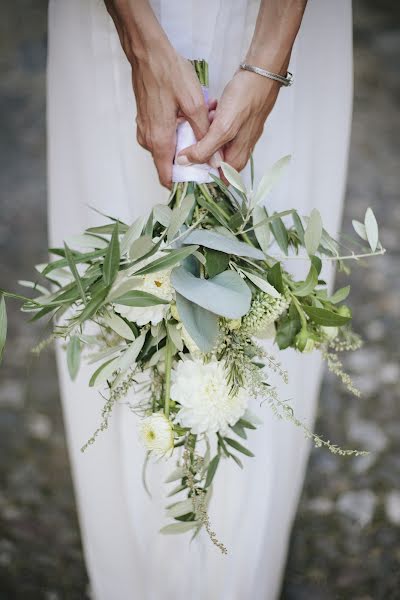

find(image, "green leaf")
[89,357,119,387]
[78,285,109,323]
[240,269,281,298]
[160,522,197,535]
[205,249,230,278]
[238,418,257,430]
[364,207,379,251]
[329,285,350,304]
[64,242,87,305]
[311,255,322,275]
[113,290,169,307]
[302,305,351,326]
[175,293,219,353]
[111,333,146,387]
[352,219,367,241]
[292,211,305,244]
[166,322,184,352]
[269,215,289,255]
[167,193,195,241]
[66,336,81,380]
[196,194,230,228]
[304,209,322,256]
[66,234,108,250]
[220,162,246,193]
[252,205,271,254]
[86,223,128,235]
[166,499,194,518]
[128,237,154,264]
[120,216,146,255]
[205,455,220,488]
[252,155,290,206]
[103,222,120,286]
[293,265,318,297]
[183,229,265,260]
[171,268,251,319]
[0,295,7,365]
[153,205,172,227]
[224,437,254,457]
[102,311,137,340]
[230,422,247,439]
[276,316,301,350]
[267,262,284,294]
[132,246,199,276]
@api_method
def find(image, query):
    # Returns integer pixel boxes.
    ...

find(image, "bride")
[47,1,352,598]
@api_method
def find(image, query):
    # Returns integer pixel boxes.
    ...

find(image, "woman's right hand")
[106,0,213,188]
[131,49,213,188]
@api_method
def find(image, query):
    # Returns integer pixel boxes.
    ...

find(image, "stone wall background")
[0,1,399,598]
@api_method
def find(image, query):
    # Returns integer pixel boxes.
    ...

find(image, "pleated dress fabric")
[47,1,353,599]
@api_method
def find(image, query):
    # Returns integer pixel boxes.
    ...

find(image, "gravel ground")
[0,2,399,599]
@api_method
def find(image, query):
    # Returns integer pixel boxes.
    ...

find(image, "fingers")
[176,118,232,167]
[137,125,176,189]
[180,96,210,141]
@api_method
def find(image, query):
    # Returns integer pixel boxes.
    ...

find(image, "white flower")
[116,251,174,326]
[171,359,248,435]
[138,412,174,456]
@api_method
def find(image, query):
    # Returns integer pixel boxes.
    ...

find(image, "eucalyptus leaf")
[175,293,219,353]
[66,336,81,380]
[183,229,264,260]
[171,268,251,319]
[304,209,322,256]
[220,162,246,193]
[364,207,379,251]
[103,222,120,286]
[252,155,290,206]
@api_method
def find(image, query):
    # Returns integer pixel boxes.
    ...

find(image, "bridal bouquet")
[0,61,384,552]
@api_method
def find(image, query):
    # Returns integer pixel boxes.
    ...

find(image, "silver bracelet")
[239,63,293,87]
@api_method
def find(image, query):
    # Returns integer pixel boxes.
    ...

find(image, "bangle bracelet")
[239,63,293,87]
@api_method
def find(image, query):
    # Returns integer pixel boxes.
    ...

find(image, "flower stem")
[164,334,173,418]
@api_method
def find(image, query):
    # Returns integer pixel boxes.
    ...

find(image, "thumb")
[176,122,225,167]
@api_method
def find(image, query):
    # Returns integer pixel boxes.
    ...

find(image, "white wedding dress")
[47,1,353,599]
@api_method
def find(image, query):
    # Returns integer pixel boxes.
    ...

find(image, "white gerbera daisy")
[171,359,248,435]
[138,412,174,456]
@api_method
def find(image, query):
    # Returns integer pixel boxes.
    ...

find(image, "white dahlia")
[171,359,248,435]
[138,412,174,456]
[117,252,174,326]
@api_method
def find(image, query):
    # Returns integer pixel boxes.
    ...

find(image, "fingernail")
[176,155,191,166]
[210,151,222,169]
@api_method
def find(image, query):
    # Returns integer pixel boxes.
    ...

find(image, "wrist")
[245,44,290,76]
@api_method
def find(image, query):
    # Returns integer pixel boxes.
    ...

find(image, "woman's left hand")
[176,70,282,172]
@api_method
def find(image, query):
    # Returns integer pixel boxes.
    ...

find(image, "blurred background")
[0,1,399,598]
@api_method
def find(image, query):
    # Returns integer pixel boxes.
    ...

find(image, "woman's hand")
[176,70,281,173]
[106,0,213,188]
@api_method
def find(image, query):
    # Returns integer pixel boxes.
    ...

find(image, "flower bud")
[337,305,352,318]
[295,329,315,353]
